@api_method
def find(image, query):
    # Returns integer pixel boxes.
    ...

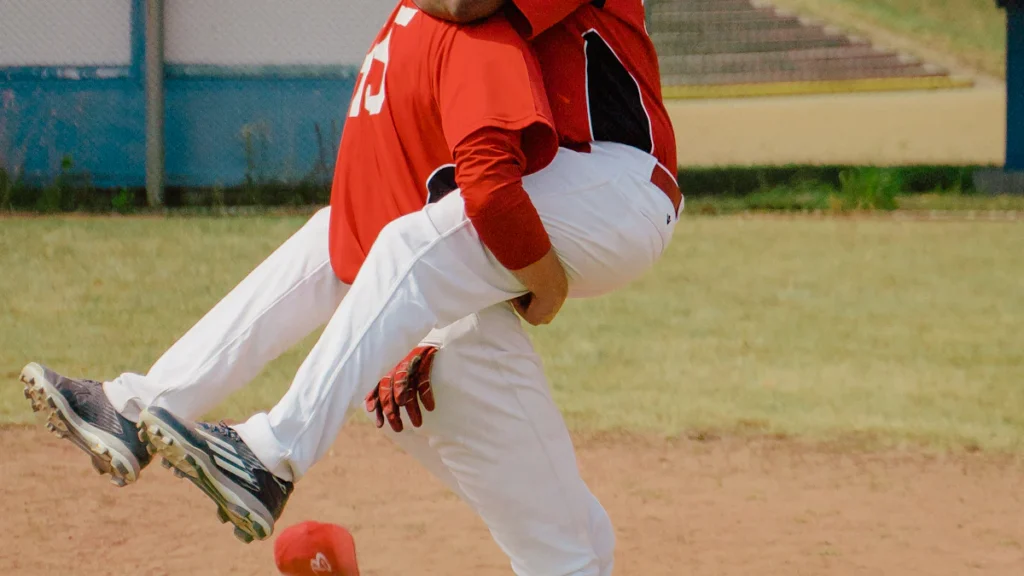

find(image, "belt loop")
[650,163,682,217]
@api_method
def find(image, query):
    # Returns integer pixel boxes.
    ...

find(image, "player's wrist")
[467,183,551,271]
[510,248,567,296]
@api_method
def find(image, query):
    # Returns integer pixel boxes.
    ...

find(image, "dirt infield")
[668,85,1006,167]
[2,425,1022,576]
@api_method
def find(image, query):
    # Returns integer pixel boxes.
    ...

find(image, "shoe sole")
[20,362,140,487]
[137,409,273,543]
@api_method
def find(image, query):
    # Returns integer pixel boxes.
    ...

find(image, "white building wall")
[0,0,392,69]
[0,0,132,67]
[165,0,394,67]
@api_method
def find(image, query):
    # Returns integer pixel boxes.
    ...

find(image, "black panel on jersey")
[426,164,457,204]
[583,30,653,154]
[591,0,606,8]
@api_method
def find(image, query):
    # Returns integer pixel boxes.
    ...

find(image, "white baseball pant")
[103,208,348,422]
[380,303,616,576]
[234,141,677,488]
[99,146,656,573]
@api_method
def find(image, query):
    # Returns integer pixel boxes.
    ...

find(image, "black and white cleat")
[138,406,293,543]
[20,362,151,486]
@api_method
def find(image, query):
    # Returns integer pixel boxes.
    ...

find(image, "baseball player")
[20,1,677,573]
[136,0,679,566]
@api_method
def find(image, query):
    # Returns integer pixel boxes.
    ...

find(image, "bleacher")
[647,0,972,97]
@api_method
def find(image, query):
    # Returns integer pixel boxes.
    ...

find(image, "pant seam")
[503,333,599,573]
[281,216,474,465]
[147,255,338,409]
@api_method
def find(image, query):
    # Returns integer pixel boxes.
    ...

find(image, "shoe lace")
[203,421,243,442]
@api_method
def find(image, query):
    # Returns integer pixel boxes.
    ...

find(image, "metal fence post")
[145,0,165,206]
[977,1,1024,192]
[1006,1,1024,171]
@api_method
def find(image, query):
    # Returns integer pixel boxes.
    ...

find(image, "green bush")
[678,165,981,197]
[0,161,996,214]
[111,188,135,214]
[0,166,11,211]
[745,183,831,212]
[834,168,900,211]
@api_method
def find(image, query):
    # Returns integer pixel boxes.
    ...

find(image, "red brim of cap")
[274,521,360,576]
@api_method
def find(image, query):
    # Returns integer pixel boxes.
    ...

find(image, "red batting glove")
[364,345,437,433]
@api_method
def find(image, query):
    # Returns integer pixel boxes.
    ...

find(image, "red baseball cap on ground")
[274,521,360,576]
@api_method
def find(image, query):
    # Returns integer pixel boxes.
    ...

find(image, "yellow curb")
[662,76,976,100]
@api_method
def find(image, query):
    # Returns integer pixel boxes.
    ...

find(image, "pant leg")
[235,143,676,481]
[365,329,472,501]
[104,207,348,421]
[383,305,615,576]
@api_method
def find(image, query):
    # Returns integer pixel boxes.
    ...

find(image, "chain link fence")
[157,0,392,202]
[0,0,391,203]
[0,0,1010,204]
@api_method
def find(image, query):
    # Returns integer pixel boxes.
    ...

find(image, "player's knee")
[370,211,436,260]
[370,218,408,258]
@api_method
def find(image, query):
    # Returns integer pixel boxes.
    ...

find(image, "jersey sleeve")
[508,0,590,39]
[454,127,551,271]
[437,16,558,175]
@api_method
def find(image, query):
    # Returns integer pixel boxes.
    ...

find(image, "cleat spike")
[111,477,127,488]
[172,468,186,479]
[161,458,173,469]
[233,527,254,544]
[217,508,230,524]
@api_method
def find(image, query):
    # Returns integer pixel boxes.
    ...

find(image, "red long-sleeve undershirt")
[452,126,551,271]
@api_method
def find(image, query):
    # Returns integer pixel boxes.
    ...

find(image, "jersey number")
[348,7,418,118]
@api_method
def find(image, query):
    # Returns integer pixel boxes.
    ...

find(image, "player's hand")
[509,248,568,326]
[364,345,438,433]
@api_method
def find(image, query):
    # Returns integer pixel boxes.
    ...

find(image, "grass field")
[771,0,1006,77]
[2,215,1023,452]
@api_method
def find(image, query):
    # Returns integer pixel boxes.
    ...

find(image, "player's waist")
[562,141,680,215]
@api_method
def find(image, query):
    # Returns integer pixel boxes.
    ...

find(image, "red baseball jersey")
[328,1,557,283]
[512,0,678,175]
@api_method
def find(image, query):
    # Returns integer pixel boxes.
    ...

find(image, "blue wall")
[0,0,356,188]
[1007,4,1024,171]
[164,74,354,187]
[0,77,145,187]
